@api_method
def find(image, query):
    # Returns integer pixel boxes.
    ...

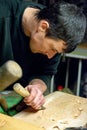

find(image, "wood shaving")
[78,107,83,111]
[51,119,55,121]
[53,126,60,130]
[60,121,68,124]
[73,99,84,118]
[76,100,81,104]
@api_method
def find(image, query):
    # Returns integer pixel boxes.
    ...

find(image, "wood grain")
[14,91,87,130]
[0,113,44,130]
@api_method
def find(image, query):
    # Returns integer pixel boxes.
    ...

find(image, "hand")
[23,84,45,110]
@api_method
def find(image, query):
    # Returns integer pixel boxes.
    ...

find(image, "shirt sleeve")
[27,53,61,87]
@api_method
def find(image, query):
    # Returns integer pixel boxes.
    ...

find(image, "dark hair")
[36,1,86,53]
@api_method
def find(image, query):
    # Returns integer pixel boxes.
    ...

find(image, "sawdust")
[14,92,87,130]
[72,99,84,118]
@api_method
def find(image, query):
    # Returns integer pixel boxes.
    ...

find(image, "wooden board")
[14,91,87,130]
[0,113,44,130]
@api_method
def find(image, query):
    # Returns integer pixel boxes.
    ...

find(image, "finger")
[32,101,45,110]
[24,88,37,103]
[30,95,45,109]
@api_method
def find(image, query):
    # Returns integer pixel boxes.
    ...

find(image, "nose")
[46,52,56,59]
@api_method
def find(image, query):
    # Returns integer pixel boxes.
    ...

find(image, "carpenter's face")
[29,20,67,59]
[30,36,66,59]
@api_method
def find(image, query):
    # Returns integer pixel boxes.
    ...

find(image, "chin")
[30,47,43,54]
[31,48,37,53]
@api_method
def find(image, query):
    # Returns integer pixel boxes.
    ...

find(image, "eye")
[52,49,58,53]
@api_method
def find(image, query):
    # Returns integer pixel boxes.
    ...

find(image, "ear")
[38,20,49,32]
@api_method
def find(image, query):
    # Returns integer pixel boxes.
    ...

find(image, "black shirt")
[0,0,61,88]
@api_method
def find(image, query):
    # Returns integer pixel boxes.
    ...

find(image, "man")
[0,0,86,110]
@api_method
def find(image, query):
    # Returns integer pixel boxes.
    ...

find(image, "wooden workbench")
[0,113,44,130]
[14,91,87,130]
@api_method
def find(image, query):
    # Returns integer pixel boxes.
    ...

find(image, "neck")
[22,7,39,37]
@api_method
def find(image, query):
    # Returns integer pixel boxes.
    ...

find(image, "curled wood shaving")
[53,126,60,130]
